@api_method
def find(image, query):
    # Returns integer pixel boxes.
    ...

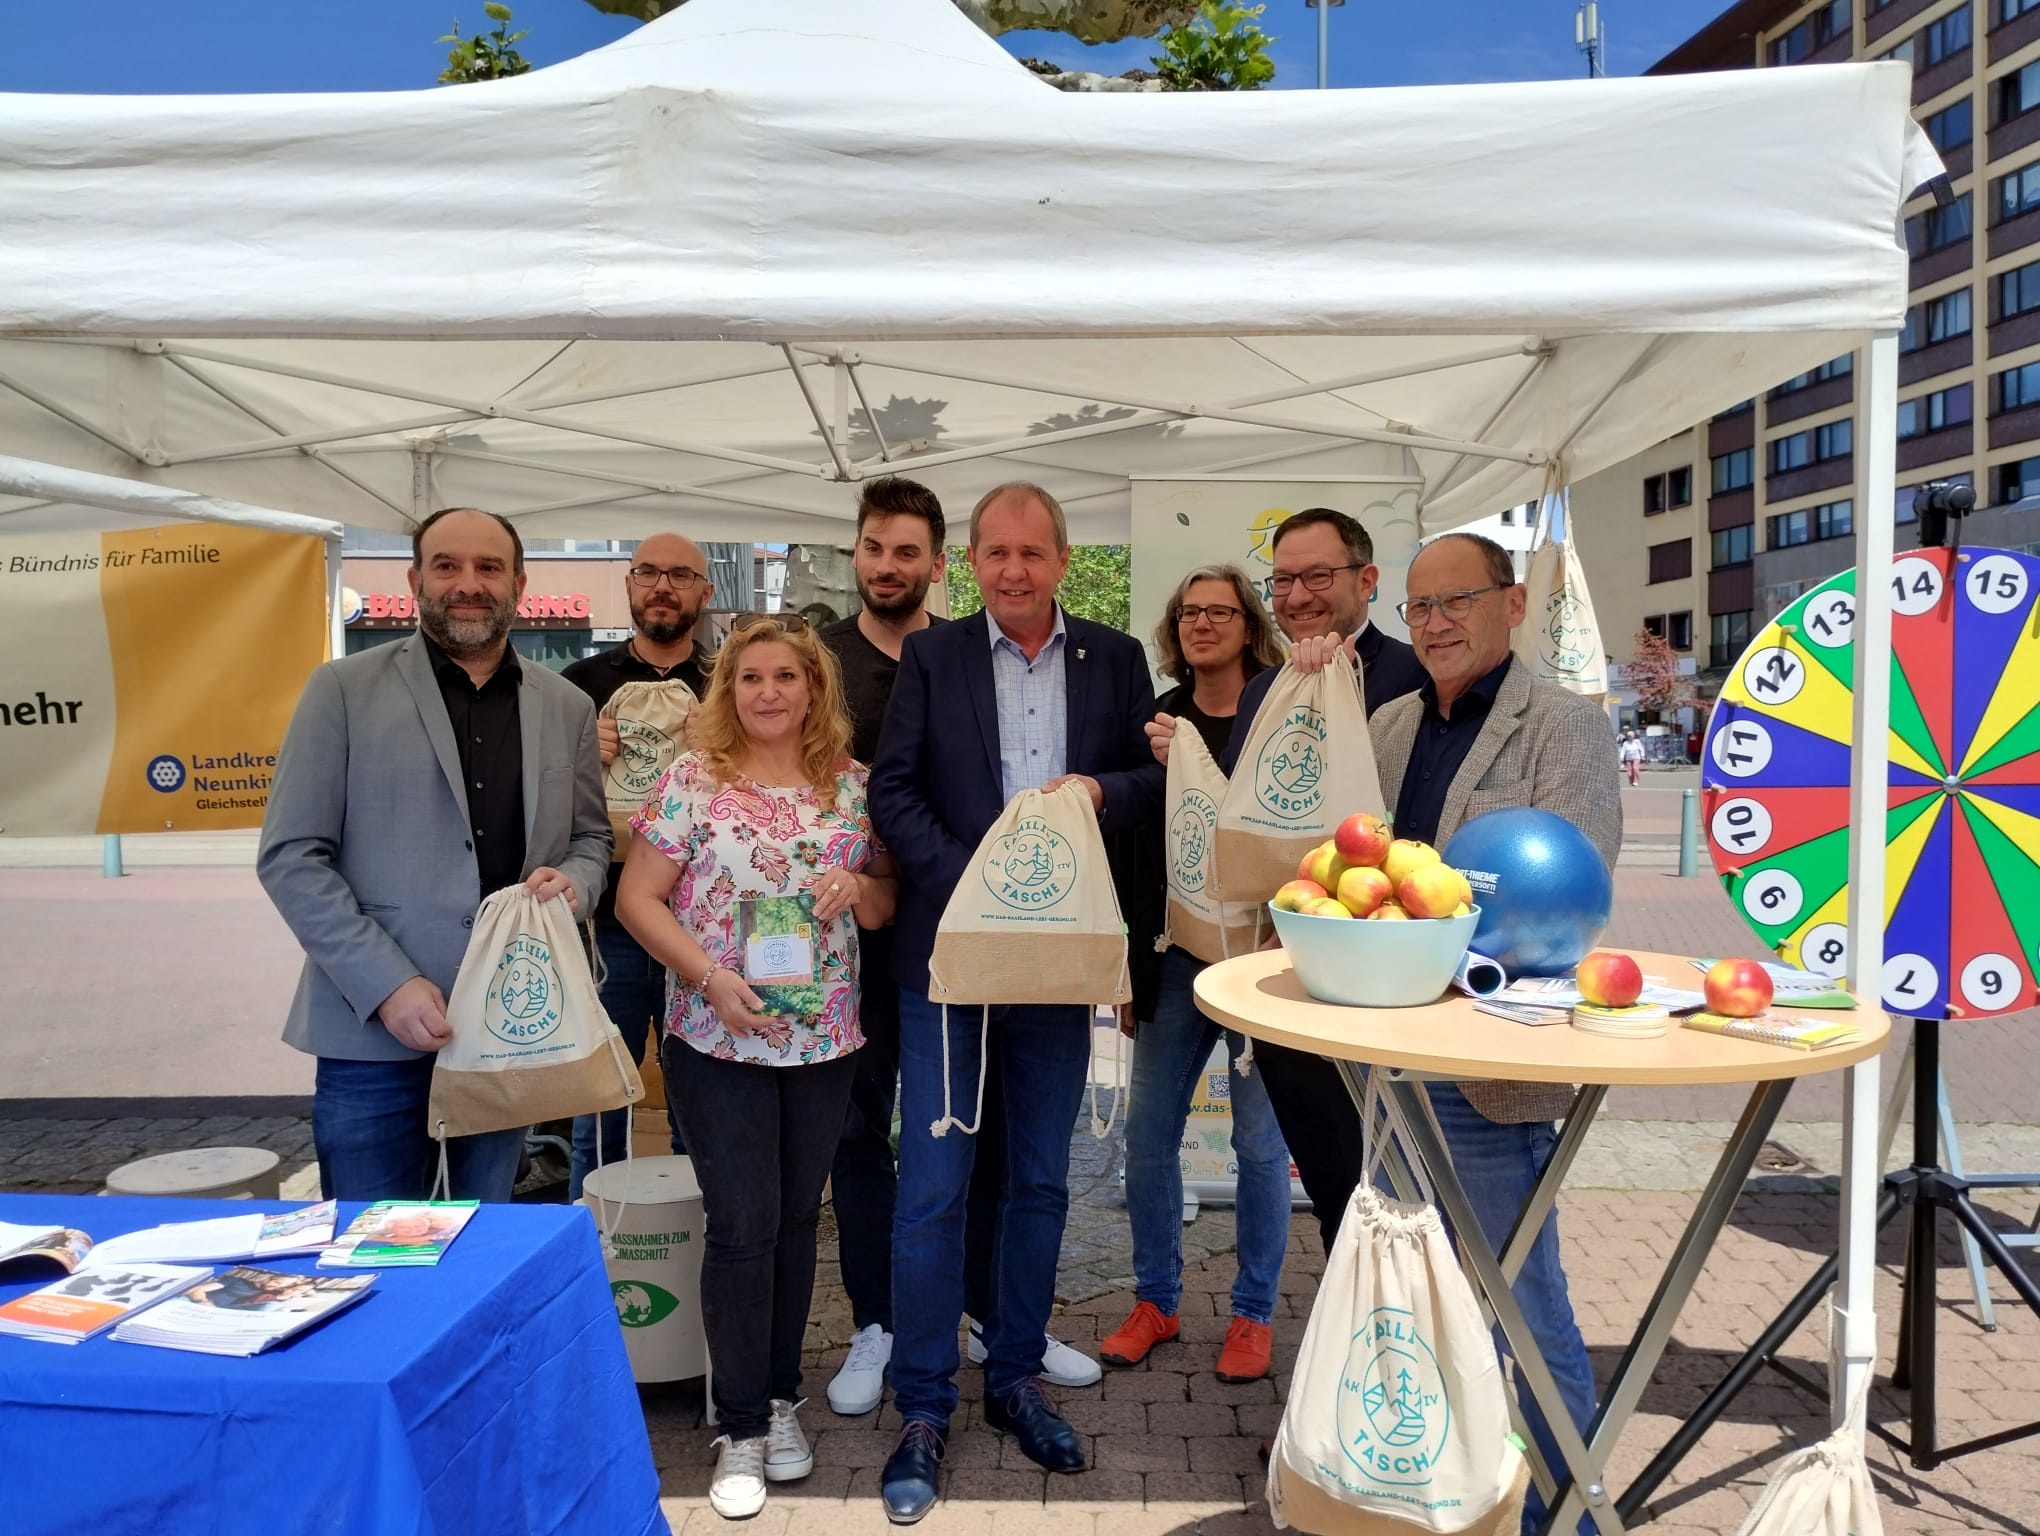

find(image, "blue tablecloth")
[0,1194,669,1536]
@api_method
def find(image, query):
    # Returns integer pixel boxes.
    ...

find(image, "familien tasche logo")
[1538,590,1594,677]
[1254,706,1327,822]
[486,932,564,1044]
[981,815,1076,912]
[1338,1307,1452,1487]
[1169,788,1218,895]
[612,719,675,797]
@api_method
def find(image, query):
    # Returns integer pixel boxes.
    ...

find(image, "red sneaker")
[1215,1316,1272,1382]
[1099,1300,1180,1366]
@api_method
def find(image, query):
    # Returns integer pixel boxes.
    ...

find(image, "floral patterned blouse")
[631,750,878,1066]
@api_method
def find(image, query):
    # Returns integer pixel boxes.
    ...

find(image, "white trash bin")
[582,1155,707,1383]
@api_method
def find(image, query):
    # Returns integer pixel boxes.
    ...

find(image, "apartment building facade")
[1573,0,2040,708]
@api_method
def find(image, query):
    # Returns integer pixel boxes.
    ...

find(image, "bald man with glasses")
[560,533,716,1196]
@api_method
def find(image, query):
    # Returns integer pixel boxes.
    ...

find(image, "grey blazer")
[1372,659,1623,1123]
[258,633,613,1062]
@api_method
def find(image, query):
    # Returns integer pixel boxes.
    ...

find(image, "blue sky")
[0,0,1731,94]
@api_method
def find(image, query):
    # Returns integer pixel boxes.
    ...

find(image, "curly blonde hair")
[689,618,854,810]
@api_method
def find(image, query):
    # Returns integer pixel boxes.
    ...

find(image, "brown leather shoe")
[1215,1316,1272,1382]
[1099,1300,1180,1366]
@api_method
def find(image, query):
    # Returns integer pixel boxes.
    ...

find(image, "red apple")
[1300,896,1352,919]
[1399,863,1466,919]
[1366,903,1411,921]
[1577,950,1644,1008]
[1335,865,1394,918]
[1273,879,1328,912]
[1704,958,1774,1018]
[1333,813,1392,869]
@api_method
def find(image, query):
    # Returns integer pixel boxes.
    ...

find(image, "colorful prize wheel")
[1701,545,2040,1020]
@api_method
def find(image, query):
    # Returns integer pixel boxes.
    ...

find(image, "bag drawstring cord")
[926,963,989,1138]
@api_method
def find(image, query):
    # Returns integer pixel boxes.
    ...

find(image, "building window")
[1642,466,1693,514]
[1900,287,1973,352]
[1906,193,1972,257]
[2003,258,2040,320]
[2006,0,2040,22]
[1716,398,1756,418]
[1712,524,1754,567]
[1998,455,2040,503]
[2002,59,2040,121]
[1999,359,2040,411]
[1769,419,1853,473]
[2002,161,2040,224]
[1711,611,1753,670]
[1885,3,1970,66]
[1769,498,1855,548]
[1648,539,1693,583]
[1667,611,1694,650]
[1770,0,1851,63]
[1925,98,1974,157]
[1712,447,1755,493]
[1896,382,1973,438]
[1771,353,1855,396]
[1643,613,1666,639]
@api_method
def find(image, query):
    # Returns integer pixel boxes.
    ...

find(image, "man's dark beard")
[418,588,516,657]
[632,593,702,644]
[858,571,930,622]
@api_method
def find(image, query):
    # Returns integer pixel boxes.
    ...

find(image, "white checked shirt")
[986,606,1069,802]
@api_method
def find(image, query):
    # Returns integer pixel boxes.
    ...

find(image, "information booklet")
[81,1201,338,1270]
[112,1266,374,1356]
[737,894,825,1027]
[318,1201,478,1268]
[1683,1010,1864,1051]
[0,1263,210,1344]
[1690,960,1857,1009]
[0,1222,95,1276]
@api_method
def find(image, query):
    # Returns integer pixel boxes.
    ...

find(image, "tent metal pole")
[160,411,476,465]
[1430,351,1552,501]
[325,536,346,662]
[433,447,852,522]
[1834,329,1897,1439]
[782,343,852,481]
[0,369,139,461]
[516,357,795,412]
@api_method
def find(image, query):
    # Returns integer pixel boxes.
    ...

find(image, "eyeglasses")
[1269,563,1363,596]
[628,564,706,590]
[1175,603,1243,626]
[1397,585,1508,626]
[730,611,810,635]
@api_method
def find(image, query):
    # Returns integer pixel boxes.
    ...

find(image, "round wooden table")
[1194,946,1889,1535]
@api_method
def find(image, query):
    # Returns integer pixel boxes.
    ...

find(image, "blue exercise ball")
[1443,807,1612,977]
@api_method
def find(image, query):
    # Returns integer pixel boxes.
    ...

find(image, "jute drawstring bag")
[925,781,1131,1139]
[598,679,698,849]
[1213,657,1384,902]
[429,886,643,1177]
[1163,721,1266,964]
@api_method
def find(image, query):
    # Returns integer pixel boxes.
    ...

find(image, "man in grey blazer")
[259,508,611,1203]
[1365,529,1621,1534]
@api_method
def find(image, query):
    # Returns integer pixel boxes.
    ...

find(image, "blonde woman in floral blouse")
[617,614,896,1521]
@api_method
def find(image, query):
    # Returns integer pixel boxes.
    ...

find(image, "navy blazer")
[868,608,1165,993]
[1220,623,1428,775]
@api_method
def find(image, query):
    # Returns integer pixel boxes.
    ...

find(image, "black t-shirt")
[819,613,946,767]
[1156,682,1243,766]
[561,640,713,924]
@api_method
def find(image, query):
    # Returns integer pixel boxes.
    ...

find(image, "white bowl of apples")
[1267,813,1481,1008]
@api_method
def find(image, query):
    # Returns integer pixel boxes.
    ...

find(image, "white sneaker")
[965,1318,1103,1389]
[827,1323,892,1416]
[709,1435,768,1519]
[765,1399,814,1482]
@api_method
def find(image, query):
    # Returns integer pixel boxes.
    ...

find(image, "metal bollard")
[1678,787,1699,877]
[102,833,125,879]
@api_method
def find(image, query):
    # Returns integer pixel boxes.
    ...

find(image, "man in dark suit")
[868,483,1163,1522]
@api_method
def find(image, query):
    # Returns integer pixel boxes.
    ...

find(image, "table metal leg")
[1381,1071,1628,1536]
[1501,1085,1606,1285]
[1543,1080,1792,1534]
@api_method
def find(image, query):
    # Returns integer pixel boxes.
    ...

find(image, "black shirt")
[1393,654,1513,849]
[819,613,946,766]
[425,636,525,903]
[1156,680,1245,764]
[561,640,713,925]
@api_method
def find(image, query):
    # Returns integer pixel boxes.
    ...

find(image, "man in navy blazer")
[868,483,1162,1520]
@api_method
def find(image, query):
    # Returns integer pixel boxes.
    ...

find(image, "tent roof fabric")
[0,0,1934,540]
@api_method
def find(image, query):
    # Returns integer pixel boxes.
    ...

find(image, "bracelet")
[698,964,725,992]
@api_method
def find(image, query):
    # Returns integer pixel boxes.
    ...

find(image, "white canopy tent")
[0,0,1933,1479]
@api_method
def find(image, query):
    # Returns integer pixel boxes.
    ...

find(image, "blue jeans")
[570,920,683,1200]
[890,989,1091,1430]
[1419,1081,1598,1535]
[1125,947,1291,1324]
[313,1054,525,1202]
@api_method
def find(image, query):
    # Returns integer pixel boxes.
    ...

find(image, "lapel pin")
[1077,648,1087,660]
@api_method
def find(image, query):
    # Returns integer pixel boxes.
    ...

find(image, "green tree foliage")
[1151,1,1275,91]
[582,0,1197,45]
[945,545,1132,631]
[439,3,532,83]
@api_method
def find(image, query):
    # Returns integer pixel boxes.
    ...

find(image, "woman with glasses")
[1099,565,1293,1385]
[616,614,897,1521]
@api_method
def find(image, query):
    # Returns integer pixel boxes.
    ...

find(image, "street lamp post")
[1303,0,1345,89]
